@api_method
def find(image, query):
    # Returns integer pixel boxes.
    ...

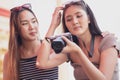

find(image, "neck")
[22,40,40,50]
[20,40,41,58]
[78,32,92,47]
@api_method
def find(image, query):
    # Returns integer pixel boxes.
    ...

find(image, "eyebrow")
[65,11,82,18]
[20,17,36,23]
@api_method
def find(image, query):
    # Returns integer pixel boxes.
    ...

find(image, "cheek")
[35,23,39,30]
[20,29,25,37]
[20,27,28,36]
[66,25,73,32]
[20,27,27,32]
[35,27,39,31]
[34,27,39,34]
[65,22,71,28]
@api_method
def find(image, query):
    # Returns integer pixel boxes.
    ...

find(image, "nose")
[29,22,34,30]
[72,17,79,25]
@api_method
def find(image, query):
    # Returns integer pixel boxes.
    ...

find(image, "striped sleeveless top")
[19,56,58,80]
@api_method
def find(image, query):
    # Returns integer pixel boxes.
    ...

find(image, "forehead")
[65,5,85,17]
[18,10,35,20]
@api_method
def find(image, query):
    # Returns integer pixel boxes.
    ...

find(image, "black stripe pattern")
[19,56,58,80]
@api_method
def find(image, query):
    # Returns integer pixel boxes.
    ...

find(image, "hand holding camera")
[45,32,73,53]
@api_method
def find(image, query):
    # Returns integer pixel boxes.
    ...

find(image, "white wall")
[0,0,120,80]
[85,0,120,40]
[5,0,119,39]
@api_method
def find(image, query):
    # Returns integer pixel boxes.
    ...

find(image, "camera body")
[49,32,73,53]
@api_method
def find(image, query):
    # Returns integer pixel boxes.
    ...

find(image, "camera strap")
[88,35,95,57]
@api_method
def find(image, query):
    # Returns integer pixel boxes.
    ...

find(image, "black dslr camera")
[46,32,73,53]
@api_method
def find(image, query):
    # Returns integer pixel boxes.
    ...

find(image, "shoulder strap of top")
[88,35,95,57]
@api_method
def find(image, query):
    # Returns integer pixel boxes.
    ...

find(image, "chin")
[72,31,82,36]
[29,37,37,41]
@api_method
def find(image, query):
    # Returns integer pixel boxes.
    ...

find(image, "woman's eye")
[21,22,28,25]
[66,18,72,22]
[77,15,82,18]
[32,20,37,23]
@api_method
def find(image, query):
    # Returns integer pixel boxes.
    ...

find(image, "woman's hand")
[51,6,63,28]
[61,36,80,54]
[45,6,64,37]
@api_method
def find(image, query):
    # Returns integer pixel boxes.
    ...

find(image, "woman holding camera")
[36,0,119,80]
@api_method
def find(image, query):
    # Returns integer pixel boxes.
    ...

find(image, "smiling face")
[18,10,39,41]
[64,5,90,36]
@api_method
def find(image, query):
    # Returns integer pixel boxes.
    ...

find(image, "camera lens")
[49,32,72,54]
[51,37,65,53]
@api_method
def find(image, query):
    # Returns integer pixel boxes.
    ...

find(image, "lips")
[73,26,81,30]
[29,32,37,35]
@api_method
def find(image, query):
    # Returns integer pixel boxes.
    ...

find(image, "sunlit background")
[0,0,120,80]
